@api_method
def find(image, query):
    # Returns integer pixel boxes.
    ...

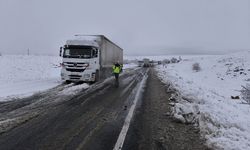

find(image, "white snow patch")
[0,118,16,124]
[123,63,138,70]
[156,51,250,150]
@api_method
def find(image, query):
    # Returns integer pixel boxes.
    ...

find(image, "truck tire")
[65,80,71,84]
[95,70,100,82]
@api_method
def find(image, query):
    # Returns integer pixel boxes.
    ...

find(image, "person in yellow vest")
[112,62,122,87]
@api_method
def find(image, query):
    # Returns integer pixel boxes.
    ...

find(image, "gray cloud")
[0,0,249,55]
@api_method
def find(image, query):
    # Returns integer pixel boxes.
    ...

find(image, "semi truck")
[143,58,150,67]
[60,35,123,83]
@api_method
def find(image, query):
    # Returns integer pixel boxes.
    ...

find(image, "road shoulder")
[123,68,210,150]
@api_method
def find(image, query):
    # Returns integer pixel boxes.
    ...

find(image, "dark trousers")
[114,73,119,80]
[114,73,119,87]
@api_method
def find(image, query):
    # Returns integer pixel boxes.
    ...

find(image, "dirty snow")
[156,51,250,150]
[59,83,89,95]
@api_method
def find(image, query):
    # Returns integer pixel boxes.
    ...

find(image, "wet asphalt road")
[123,69,210,150]
[0,68,146,150]
[0,68,210,150]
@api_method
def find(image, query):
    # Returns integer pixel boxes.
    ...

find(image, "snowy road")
[0,68,209,150]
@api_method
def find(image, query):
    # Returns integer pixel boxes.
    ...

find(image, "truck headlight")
[84,74,91,78]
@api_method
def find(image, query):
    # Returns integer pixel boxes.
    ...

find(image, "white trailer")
[60,35,123,82]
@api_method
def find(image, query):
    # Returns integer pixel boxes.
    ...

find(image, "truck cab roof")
[66,40,99,48]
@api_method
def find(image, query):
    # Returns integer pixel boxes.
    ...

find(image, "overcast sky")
[0,0,249,55]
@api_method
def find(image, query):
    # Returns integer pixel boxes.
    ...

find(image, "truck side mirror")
[59,47,62,57]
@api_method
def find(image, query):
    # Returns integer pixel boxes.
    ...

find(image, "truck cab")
[60,35,123,83]
[60,39,100,83]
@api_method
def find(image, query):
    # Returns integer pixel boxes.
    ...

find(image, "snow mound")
[156,51,250,150]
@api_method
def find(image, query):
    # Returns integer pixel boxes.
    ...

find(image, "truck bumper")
[61,70,96,82]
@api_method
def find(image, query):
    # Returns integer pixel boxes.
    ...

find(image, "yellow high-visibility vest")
[113,65,121,73]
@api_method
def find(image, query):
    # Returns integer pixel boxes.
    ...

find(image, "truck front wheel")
[65,80,71,84]
[95,70,100,82]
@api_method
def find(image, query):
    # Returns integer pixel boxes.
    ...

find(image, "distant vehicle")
[138,60,144,67]
[143,58,150,67]
[163,59,171,64]
[149,60,155,66]
[60,35,123,83]
[171,57,179,63]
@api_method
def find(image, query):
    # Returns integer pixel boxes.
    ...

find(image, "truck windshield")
[63,46,97,59]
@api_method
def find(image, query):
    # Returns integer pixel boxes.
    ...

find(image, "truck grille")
[64,62,88,68]
[66,68,85,72]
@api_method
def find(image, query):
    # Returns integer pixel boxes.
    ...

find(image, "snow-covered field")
[0,55,137,101]
[156,51,250,150]
[123,63,138,69]
[0,55,62,101]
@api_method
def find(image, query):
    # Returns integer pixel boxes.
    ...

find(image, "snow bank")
[0,55,61,101]
[156,51,250,150]
[59,83,89,96]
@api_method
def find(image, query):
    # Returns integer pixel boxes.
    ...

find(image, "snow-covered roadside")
[0,55,62,101]
[58,83,90,96]
[156,51,250,150]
